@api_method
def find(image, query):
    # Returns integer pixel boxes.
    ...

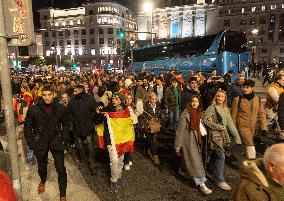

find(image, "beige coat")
[231,95,267,146]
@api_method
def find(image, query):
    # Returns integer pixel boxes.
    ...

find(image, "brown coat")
[231,95,267,146]
[234,159,278,201]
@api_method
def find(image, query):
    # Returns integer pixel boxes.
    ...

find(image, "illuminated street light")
[143,2,153,13]
[252,29,259,35]
[251,29,259,64]
[143,2,154,45]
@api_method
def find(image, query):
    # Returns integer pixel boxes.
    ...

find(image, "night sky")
[32,0,146,28]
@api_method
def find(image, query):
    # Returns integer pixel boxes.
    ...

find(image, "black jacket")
[67,92,98,137]
[24,100,69,152]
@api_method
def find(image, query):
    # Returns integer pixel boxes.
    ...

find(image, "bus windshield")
[133,34,216,62]
[218,31,248,53]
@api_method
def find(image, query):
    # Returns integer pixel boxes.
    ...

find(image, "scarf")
[243,92,255,101]
[189,107,202,145]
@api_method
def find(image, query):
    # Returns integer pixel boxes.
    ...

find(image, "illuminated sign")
[97,17,119,25]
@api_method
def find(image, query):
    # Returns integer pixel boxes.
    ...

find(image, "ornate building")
[137,1,218,41]
[217,0,284,63]
[39,1,137,68]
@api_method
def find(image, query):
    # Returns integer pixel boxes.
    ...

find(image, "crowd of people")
[1,67,284,201]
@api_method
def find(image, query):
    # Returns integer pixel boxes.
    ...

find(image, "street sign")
[3,0,34,46]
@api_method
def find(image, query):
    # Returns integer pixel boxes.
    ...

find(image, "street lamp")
[251,29,259,65]
[143,2,154,45]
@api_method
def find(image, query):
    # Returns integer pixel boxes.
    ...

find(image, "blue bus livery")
[128,30,249,80]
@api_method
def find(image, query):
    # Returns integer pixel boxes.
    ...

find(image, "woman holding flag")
[97,92,135,193]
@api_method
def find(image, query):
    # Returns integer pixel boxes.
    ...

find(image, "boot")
[152,155,161,165]
[60,197,67,201]
[38,183,45,194]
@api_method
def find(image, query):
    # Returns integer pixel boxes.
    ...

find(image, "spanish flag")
[96,124,105,149]
[107,108,135,157]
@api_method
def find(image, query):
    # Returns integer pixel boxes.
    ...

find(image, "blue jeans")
[124,152,131,165]
[169,106,180,130]
[208,150,225,182]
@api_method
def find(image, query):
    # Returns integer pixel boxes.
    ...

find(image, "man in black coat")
[24,85,69,201]
[67,84,98,171]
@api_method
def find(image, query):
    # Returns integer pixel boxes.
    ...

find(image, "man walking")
[24,85,69,201]
[231,80,267,159]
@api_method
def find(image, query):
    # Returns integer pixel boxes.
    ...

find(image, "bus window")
[219,31,248,53]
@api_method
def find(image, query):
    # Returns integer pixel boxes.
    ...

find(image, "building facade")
[217,0,284,63]
[39,1,137,68]
[137,2,218,42]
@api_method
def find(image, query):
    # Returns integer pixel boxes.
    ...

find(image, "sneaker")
[124,164,130,170]
[129,161,133,166]
[110,182,119,193]
[216,181,232,191]
[199,184,212,195]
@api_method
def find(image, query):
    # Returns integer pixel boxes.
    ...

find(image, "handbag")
[200,122,207,136]
[208,106,231,150]
[144,111,161,133]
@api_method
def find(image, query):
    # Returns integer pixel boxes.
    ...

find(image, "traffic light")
[117,29,125,40]
[71,63,77,72]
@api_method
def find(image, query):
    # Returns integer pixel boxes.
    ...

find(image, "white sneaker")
[216,182,232,191]
[124,164,130,170]
[129,161,133,166]
[199,184,212,195]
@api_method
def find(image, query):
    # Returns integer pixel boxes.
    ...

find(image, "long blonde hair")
[212,89,229,110]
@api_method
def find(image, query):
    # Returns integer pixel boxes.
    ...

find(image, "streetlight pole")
[151,9,153,45]
[143,2,154,45]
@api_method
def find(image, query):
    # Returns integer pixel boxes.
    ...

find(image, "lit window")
[91,49,96,55]
[241,8,245,13]
[62,21,66,26]
[271,5,276,9]
[261,6,265,11]
[228,9,231,14]
[282,4,284,8]
[252,7,256,12]
[77,19,81,24]
[69,20,73,25]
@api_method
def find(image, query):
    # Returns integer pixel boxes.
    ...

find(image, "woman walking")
[123,94,143,170]
[175,95,212,195]
[140,92,162,165]
[203,90,241,191]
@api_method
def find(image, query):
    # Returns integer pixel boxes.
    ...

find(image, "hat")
[243,79,255,87]
[113,92,125,101]
[188,77,198,83]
